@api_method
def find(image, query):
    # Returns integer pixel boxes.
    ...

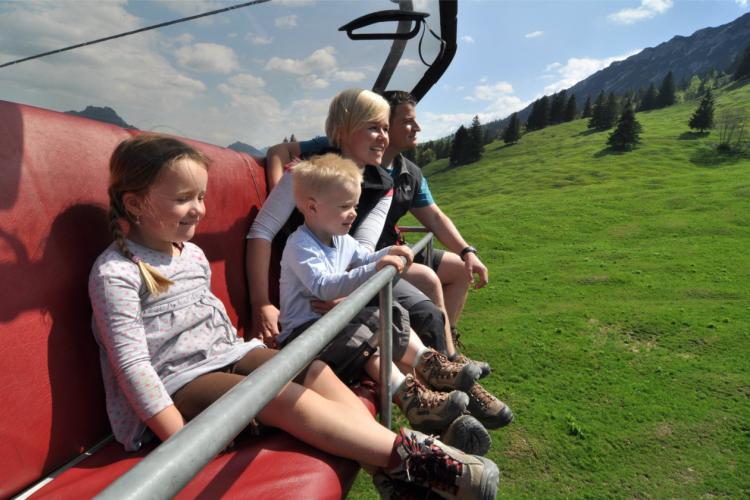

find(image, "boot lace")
[400,430,462,495]
[422,351,463,381]
[402,376,449,410]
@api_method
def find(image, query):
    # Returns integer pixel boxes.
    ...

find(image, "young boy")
[278,153,484,436]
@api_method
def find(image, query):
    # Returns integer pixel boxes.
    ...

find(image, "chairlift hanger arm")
[339,10,429,41]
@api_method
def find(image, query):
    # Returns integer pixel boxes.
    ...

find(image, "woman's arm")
[352,193,392,252]
[265,142,301,190]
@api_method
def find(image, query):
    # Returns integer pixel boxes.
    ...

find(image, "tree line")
[410,41,750,164]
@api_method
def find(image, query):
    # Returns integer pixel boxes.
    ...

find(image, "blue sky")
[1,0,747,147]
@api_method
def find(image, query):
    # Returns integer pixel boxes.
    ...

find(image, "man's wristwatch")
[460,246,478,261]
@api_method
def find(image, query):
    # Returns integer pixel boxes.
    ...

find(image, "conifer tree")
[282,137,289,143]
[564,94,578,122]
[688,89,715,133]
[527,96,550,131]
[607,102,642,151]
[588,91,607,130]
[639,83,658,111]
[449,125,469,167]
[289,133,297,142]
[549,90,567,124]
[734,43,750,81]
[657,71,676,108]
[603,92,619,130]
[502,112,521,144]
[466,115,484,162]
[582,96,592,118]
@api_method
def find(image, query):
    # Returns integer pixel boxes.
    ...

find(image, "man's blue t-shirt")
[298,136,434,208]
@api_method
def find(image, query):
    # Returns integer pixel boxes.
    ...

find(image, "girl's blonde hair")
[324,88,390,148]
[108,134,210,295]
[292,153,362,207]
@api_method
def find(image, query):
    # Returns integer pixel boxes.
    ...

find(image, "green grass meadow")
[349,82,750,498]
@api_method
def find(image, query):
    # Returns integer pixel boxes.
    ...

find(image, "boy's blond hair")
[292,153,362,207]
[325,88,390,148]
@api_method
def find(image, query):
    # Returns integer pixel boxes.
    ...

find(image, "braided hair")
[107,134,209,295]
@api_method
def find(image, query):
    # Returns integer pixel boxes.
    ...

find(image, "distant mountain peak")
[65,105,135,129]
[227,141,265,157]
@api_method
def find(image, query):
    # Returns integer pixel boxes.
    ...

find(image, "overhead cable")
[0,0,271,69]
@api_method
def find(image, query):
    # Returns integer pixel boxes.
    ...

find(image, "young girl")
[89,134,498,499]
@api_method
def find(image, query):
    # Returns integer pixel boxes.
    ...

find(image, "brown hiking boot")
[441,414,492,456]
[385,428,500,500]
[394,374,468,433]
[415,349,481,392]
[451,352,491,380]
[450,327,491,379]
[467,383,513,429]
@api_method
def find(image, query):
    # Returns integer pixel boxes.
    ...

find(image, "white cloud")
[420,80,526,140]
[245,33,274,45]
[736,0,748,6]
[276,0,315,5]
[174,33,194,44]
[332,70,366,82]
[265,46,337,75]
[226,73,266,90]
[608,0,673,25]
[399,58,423,68]
[525,31,544,39]
[176,42,239,74]
[297,74,329,89]
[543,50,641,94]
[275,15,298,29]
[157,1,224,16]
[461,35,475,44]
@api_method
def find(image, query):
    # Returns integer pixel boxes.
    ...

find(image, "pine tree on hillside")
[639,83,658,111]
[734,43,750,81]
[502,112,521,145]
[688,89,715,133]
[526,96,550,131]
[466,115,484,163]
[564,94,578,122]
[282,137,289,143]
[603,92,619,129]
[289,133,297,142]
[582,96,592,118]
[607,101,642,151]
[549,90,567,124]
[588,91,606,130]
[657,71,676,108]
[449,125,469,167]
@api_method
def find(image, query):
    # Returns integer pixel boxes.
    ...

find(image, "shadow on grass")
[690,146,749,167]
[678,131,709,140]
[575,128,600,137]
[593,147,631,158]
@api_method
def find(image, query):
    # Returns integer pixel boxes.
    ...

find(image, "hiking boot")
[394,374,469,433]
[442,414,492,456]
[415,349,481,392]
[467,383,513,429]
[451,352,491,379]
[385,428,500,500]
[372,470,439,500]
[450,327,491,378]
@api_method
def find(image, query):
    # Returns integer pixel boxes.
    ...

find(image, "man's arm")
[410,203,489,288]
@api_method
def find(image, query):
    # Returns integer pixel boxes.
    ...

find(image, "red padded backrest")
[0,100,267,496]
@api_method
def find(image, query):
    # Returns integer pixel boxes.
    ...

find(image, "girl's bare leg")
[303,360,374,420]
[257,381,395,467]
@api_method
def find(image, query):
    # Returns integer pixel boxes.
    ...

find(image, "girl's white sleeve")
[89,267,172,422]
[247,169,296,241]
[352,193,392,252]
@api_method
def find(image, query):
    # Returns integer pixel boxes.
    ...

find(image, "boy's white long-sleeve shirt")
[278,224,390,342]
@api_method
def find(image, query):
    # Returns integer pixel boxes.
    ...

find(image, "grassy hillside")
[350,82,750,498]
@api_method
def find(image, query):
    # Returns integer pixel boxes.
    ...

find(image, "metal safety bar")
[97,232,434,500]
